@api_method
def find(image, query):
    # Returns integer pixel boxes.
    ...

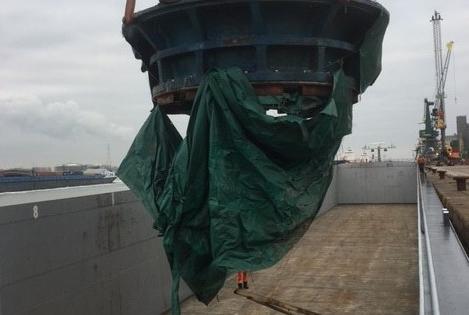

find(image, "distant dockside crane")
[419,98,439,157]
[362,143,396,163]
[429,11,454,160]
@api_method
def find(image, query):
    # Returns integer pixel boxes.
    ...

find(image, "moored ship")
[0,166,116,193]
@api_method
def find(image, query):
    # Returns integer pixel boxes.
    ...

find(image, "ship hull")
[0,163,420,315]
[0,176,116,193]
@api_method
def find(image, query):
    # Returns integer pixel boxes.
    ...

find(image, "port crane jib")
[430,11,454,158]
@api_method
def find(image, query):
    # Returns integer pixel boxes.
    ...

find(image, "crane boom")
[439,41,454,96]
[430,11,454,160]
[431,11,443,97]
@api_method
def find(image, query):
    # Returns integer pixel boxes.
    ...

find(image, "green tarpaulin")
[118,68,352,312]
[118,10,388,314]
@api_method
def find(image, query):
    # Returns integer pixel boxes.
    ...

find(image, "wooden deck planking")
[169,204,418,315]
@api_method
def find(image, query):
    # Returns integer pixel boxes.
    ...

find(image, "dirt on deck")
[427,166,469,254]
[168,204,418,315]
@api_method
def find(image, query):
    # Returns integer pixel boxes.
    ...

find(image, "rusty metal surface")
[123,0,387,112]
[123,0,136,24]
[154,82,335,114]
[169,204,418,315]
[430,165,469,191]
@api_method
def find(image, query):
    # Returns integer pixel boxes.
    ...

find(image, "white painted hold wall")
[317,161,416,216]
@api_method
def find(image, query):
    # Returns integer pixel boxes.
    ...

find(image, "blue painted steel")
[123,0,388,113]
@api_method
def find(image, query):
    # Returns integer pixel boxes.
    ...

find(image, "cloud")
[1,0,468,167]
[0,94,134,140]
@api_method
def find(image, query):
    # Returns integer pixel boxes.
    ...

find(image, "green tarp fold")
[118,7,389,314]
[359,9,390,93]
[118,10,387,314]
[118,68,354,314]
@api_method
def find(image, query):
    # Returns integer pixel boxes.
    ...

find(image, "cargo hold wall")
[318,161,416,215]
[0,186,191,315]
[0,162,416,315]
[337,161,417,204]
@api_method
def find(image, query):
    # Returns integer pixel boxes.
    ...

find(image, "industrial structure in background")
[419,98,439,157]
[419,11,455,161]
[0,163,116,193]
[456,116,469,156]
[447,116,469,159]
[362,142,396,162]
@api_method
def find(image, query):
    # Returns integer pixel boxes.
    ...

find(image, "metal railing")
[417,171,440,315]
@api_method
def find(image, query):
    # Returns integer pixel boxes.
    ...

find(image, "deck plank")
[170,204,418,315]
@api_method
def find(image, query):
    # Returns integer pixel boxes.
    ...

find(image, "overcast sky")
[1,0,468,168]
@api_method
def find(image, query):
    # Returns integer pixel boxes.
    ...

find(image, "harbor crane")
[419,98,439,158]
[362,142,396,163]
[430,11,454,159]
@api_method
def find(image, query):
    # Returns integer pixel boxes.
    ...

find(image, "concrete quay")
[426,165,469,254]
